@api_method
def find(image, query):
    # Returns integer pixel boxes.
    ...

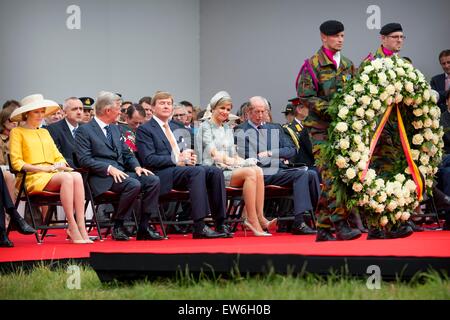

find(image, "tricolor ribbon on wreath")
[360,104,424,201]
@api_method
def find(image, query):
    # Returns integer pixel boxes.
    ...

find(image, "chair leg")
[40,205,56,240]
[90,202,104,241]
[428,196,441,228]
[28,204,42,244]
[309,210,317,230]
[156,208,167,238]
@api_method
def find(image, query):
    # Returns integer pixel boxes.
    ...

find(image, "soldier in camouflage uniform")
[296,20,361,241]
[360,23,406,177]
[360,23,415,239]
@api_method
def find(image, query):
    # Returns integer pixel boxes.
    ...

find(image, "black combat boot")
[315,228,336,242]
[334,220,362,240]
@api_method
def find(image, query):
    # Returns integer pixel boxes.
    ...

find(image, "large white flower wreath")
[323,56,445,229]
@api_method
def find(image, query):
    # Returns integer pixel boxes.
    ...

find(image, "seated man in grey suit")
[235,96,320,235]
[75,91,163,241]
[47,97,83,168]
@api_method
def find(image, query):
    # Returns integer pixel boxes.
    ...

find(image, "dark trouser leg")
[438,167,450,197]
[109,176,141,226]
[130,173,160,229]
[202,166,227,226]
[172,166,208,232]
[264,168,318,225]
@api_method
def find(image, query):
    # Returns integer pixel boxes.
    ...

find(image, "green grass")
[1,264,449,300]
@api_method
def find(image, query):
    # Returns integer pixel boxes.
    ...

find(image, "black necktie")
[105,125,113,145]
[256,125,267,153]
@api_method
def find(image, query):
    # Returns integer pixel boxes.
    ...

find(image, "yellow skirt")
[16,171,58,193]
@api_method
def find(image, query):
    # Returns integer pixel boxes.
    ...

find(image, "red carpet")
[1,229,450,263]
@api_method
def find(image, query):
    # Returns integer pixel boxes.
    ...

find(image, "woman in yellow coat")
[9,94,91,244]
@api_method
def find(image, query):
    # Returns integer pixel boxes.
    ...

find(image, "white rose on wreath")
[321,56,444,229]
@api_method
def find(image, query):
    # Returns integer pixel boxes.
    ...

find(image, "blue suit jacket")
[235,121,296,169]
[136,118,186,195]
[75,119,140,196]
[47,119,77,168]
[430,73,447,111]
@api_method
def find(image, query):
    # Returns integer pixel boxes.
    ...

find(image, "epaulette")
[284,126,300,150]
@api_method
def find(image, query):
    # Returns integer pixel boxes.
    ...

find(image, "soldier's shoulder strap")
[295,57,319,93]
[283,125,300,150]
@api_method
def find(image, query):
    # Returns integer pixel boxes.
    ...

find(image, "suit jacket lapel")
[90,120,115,150]
[151,118,172,152]
[61,121,75,145]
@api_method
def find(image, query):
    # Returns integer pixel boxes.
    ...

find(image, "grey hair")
[172,104,187,114]
[63,97,82,110]
[248,96,270,111]
[95,91,120,116]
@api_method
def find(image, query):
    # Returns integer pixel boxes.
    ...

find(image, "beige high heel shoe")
[79,228,94,244]
[66,228,89,244]
[243,220,272,237]
[262,218,278,232]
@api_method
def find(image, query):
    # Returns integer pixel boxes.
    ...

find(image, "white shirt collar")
[94,117,109,136]
[248,120,265,130]
[334,51,341,69]
[294,118,303,127]
[153,115,180,162]
[152,115,168,129]
[65,118,78,133]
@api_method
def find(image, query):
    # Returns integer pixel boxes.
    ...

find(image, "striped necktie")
[104,125,113,145]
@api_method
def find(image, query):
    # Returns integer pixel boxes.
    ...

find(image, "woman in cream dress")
[197,91,276,236]
[9,94,91,244]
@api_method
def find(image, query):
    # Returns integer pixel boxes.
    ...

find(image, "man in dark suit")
[75,91,163,241]
[235,96,321,236]
[47,97,84,168]
[136,91,230,239]
[431,50,450,113]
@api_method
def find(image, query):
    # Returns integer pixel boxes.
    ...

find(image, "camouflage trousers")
[310,129,349,228]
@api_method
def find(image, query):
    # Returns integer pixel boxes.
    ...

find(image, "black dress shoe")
[192,225,227,239]
[216,224,234,237]
[123,225,137,237]
[316,228,336,241]
[0,231,14,247]
[112,227,129,241]
[136,227,165,240]
[367,228,386,240]
[166,224,191,234]
[291,223,317,235]
[386,224,413,239]
[10,215,37,235]
[334,220,362,240]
